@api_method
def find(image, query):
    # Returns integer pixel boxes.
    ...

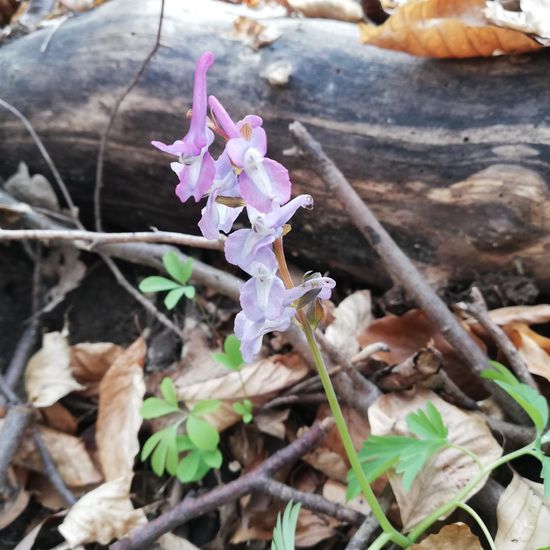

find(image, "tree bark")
[0,0,549,289]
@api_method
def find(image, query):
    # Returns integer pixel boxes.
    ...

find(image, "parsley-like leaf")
[271,501,301,550]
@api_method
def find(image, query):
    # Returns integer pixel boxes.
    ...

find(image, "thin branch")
[0,229,224,250]
[111,420,344,550]
[94,0,165,231]
[456,287,537,388]
[289,121,526,424]
[259,392,327,411]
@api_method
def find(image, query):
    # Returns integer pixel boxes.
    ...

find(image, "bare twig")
[484,415,538,449]
[0,229,224,250]
[0,404,33,491]
[289,121,526,423]
[111,419,362,550]
[456,287,537,388]
[94,0,165,231]
[259,392,327,411]
[32,426,77,505]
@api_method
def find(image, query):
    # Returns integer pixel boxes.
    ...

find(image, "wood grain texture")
[0,0,549,289]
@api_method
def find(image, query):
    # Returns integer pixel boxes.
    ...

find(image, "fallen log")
[0,0,549,290]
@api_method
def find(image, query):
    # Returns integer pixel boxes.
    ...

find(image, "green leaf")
[160,377,178,407]
[148,425,178,477]
[187,415,219,451]
[176,434,195,452]
[213,335,244,371]
[482,361,549,435]
[224,335,244,368]
[164,287,187,310]
[181,285,195,299]
[233,400,253,424]
[163,253,193,285]
[406,401,448,440]
[140,397,179,419]
[176,450,201,482]
[542,430,550,445]
[541,456,550,498]
[271,501,301,550]
[139,276,181,293]
[192,399,221,417]
[202,448,223,469]
[141,430,165,461]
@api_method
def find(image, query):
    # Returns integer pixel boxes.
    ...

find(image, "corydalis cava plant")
[153,51,335,362]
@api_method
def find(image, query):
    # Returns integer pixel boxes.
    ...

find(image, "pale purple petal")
[175,149,216,203]
[266,194,313,228]
[224,228,276,271]
[243,247,278,277]
[198,187,243,239]
[285,276,336,303]
[152,139,193,157]
[240,272,287,322]
[208,95,239,139]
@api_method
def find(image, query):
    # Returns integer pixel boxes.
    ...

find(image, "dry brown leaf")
[58,477,146,546]
[359,0,542,58]
[254,408,289,439]
[231,15,281,49]
[39,402,77,434]
[70,341,123,396]
[159,533,200,550]
[302,444,349,482]
[322,479,372,515]
[177,353,308,431]
[28,472,67,511]
[495,473,550,549]
[410,522,482,549]
[505,323,550,381]
[0,469,29,529]
[96,338,146,481]
[11,423,102,487]
[287,0,363,22]
[369,389,501,530]
[25,331,85,408]
[360,309,486,398]
[487,304,550,326]
[325,290,373,357]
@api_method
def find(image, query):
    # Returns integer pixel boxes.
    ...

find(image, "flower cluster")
[153,52,335,361]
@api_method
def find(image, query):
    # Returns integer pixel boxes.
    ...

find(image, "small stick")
[0,229,224,251]
[456,287,537,388]
[289,121,525,423]
[111,420,357,550]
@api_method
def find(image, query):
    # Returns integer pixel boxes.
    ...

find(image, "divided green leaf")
[141,424,179,476]
[271,500,301,550]
[139,276,181,293]
[192,399,221,416]
[163,252,193,285]
[160,377,178,407]
[482,361,549,435]
[406,401,448,440]
[186,415,219,451]
[213,335,244,371]
[233,399,253,424]
[164,287,186,310]
[140,397,180,419]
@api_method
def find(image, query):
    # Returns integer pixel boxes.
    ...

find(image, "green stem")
[409,445,533,541]
[455,502,495,550]
[301,320,409,548]
[367,532,393,550]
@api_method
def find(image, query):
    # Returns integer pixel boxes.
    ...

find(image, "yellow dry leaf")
[25,331,85,408]
[177,353,307,431]
[410,522,482,549]
[495,473,550,549]
[9,423,102,487]
[488,304,550,326]
[96,338,146,481]
[505,322,550,381]
[369,389,501,530]
[359,0,542,58]
[58,477,146,546]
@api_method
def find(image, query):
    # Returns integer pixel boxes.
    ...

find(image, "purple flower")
[224,194,313,272]
[209,96,291,212]
[235,307,296,362]
[198,152,243,239]
[152,52,216,202]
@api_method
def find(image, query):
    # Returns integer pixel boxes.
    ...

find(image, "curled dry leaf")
[0,469,29,529]
[254,408,289,439]
[177,353,308,431]
[70,341,123,396]
[96,337,146,481]
[487,303,550,326]
[495,473,550,549]
[485,0,550,42]
[410,522,482,549]
[39,402,78,434]
[9,423,102,487]
[58,477,146,546]
[359,0,542,58]
[231,15,281,49]
[325,290,373,357]
[287,0,363,22]
[504,322,550,381]
[369,389,502,530]
[25,331,85,408]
